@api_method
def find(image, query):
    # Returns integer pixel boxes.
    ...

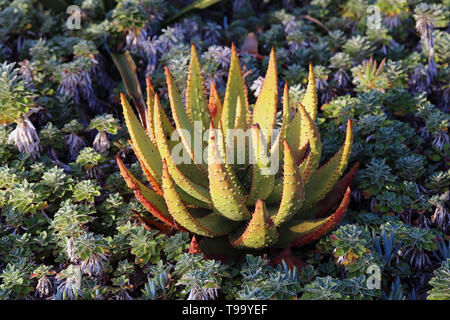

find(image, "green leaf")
[165,66,209,178]
[301,62,318,120]
[120,93,163,188]
[252,48,278,146]
[272,141,305,226]
[222,44,250,135]
[229,199,279,249]
[161,160,236,236]
[246,124,275,206]
[153,95,211,207]
[112,52,146,126]
[207,122,250,221]
[301,119,353,212]
[186,44,210,133]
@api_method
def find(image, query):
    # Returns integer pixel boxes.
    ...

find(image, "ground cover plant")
[0,0,448,300]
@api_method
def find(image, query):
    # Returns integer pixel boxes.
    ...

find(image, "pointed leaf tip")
[208,80,222,123]
[188,236,201,255]
[229,199,278,249]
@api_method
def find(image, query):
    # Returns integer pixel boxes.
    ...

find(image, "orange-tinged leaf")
[208,81,222,127]
[121,93,163,185]
[285,187,352,248]
[188,236,202,255]
[116,155,181,230]
[303,161,359,220]
[301,119,353,211]
[129,140,163,196]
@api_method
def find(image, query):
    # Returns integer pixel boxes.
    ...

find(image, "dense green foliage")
[0,0,448,300]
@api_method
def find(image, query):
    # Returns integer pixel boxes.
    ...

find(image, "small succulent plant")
[0,62,41,159]
[427,258,450,300]
[88,113,120,153]
[117,45,357,252]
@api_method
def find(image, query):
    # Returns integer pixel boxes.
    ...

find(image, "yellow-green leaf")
[154,94,211,207]
[121,93,163,186]
[207,122,250,221]
[186,44,210,133]
[161,160,235,236]
[272,141,305,226]
[301,119,353,211]
[252,48,278,146]
[222,44,249,135]
[246,124,275,206]
[229,199,278,249]
[301,62,318,120]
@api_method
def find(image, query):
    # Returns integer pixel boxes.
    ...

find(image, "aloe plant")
[117,44,357,250]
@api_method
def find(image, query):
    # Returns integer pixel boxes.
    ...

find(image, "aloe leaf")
[161,160,235,236]
[269,82,291,178]
[190,208,240,235]
[153,95,211,207]
[165,66,208,176]
[286,110,308,165]
[297,102,322,181]
[186,44,210,133]
[280,83,291,141]
[222,44,249,135]
[229,199,279,249]
[285,63,318,164]
[252,48,278,146]
[208,81,223,127]
[301,119,353,211]
[121,93,163,187]
[278,187,352,248]
[301,62,318,120]
[272,141,305,226]
[265,178,283,204]
[128,140,163,196]
[116,155,182,230]
[145,78,156,144]
[302,161,359,220]
[146,78,174,145]
[298,146,313,183]
[207,122,250,221]
[246,124,275,206]
[112,52,146,127]
[233,95,247,130]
